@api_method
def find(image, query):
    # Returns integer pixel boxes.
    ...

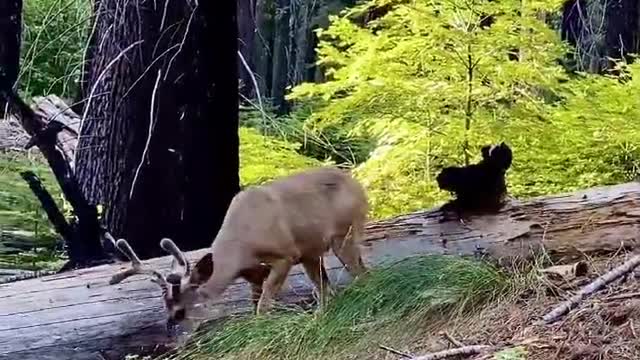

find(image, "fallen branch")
[19,170,72,245]
[605,291,640,302]
[0,77,109,268]
[410,345,492,360]
[379,344,414,358]
[439,331,465,347]
[541,253,640,324]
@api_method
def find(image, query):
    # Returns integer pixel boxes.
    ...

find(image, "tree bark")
[271,0,291,114]
[238,0,257,97]
[75,0,239,259]
[561,0,640,73]
[603,0,640,63]
[2,181,640,360]
[253,0,275,98]
[0,0,22,95]
[293,0,311,84]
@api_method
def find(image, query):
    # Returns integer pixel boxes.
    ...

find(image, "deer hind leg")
[301,257,334,309]
[256,258,293,315]
[331,218,368,278]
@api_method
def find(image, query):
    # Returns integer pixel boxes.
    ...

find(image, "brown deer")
[109,166,369,326]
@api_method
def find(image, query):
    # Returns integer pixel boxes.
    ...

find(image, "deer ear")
[189,253,214,285]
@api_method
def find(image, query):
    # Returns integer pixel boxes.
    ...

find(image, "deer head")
[109,238,214,327]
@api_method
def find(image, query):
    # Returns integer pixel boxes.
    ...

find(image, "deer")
[108,166,369,327]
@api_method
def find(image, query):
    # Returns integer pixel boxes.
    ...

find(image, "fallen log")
[1,181,640,360]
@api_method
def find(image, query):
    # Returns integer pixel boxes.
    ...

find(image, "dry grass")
[405,252,640,360]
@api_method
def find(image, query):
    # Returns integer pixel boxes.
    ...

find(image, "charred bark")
[271,0,291,114]
[293,0,311,85]
[0,0,22,98]
[238,0,257,97]
[603,0,640,63]
[253,0,275,98]
[561,0,640,73]
[182,0,240,250]
[19,171,72,246]
[76,0,239,258]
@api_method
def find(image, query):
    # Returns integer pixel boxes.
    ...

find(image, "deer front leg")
[301,257,334,309]
[256,258,293,315]
[240,265,270,310]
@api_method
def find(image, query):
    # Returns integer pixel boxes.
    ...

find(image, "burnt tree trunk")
[0,0,22,93]
[76,0,239,258]
[254,0,275,98]
[293,0,311,84]
[183,0,240,252]
[238,0,256,97]
[603,0,640,63]
[561,0,640,73]
[271,0,291,114]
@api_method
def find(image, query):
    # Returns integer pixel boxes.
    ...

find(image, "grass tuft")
[163,255,511,360]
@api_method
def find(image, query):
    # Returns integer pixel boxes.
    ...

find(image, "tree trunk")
[0,0,22,92]
[2,181,640,360]
[238,0,256,97]
[183,0,240,251]
[271,0,291,114]
[293,0,311,84]
[561,0,640,73]
[253,0,274,98]
[75,0,239,259]
[603,0,640,63]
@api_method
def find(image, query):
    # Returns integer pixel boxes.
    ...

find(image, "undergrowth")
[162,255,512,360]
[0,151,63,269]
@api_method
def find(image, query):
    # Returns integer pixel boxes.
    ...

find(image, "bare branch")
[410,345,492,360]
[541,253,640,324]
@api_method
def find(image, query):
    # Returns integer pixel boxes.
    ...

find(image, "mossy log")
[1,182,640,360]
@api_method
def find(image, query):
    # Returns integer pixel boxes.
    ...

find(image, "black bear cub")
[436,142,513,217]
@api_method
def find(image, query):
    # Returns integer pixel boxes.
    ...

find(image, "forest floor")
[159,252,640,360]
[408,254,640,360]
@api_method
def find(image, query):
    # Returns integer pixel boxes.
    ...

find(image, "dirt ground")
[399,254,640,360]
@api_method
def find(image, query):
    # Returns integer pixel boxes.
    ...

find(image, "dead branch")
[439,331,466,347]
[410,345,492,360]
[379,344,414,358]
[541,253,640,324]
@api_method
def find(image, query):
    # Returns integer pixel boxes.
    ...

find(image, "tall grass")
[163,255,511,360]
[20,0,90,98]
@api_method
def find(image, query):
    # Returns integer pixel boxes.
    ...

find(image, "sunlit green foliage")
[240,127,324,186]
[289,0,640,218]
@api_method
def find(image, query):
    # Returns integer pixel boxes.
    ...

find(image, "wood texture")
[2,181,640,359]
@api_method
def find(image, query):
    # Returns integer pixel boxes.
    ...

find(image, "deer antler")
[109,238,168,289]
[160,238,190,275]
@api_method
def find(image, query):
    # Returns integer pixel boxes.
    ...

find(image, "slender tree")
[75,0,239,258]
